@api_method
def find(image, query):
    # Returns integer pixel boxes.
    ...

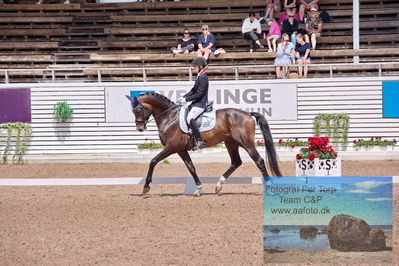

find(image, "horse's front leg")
[178,151,202,196]
[143,147,174,194]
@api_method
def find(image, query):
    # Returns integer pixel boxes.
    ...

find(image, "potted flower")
[276,138,307,151]
[137,138,164,154]
[295,137,341,176]
[256,138,307,152]
[353,137,396,151]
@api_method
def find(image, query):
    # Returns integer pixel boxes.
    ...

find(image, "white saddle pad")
[179,105,216,133]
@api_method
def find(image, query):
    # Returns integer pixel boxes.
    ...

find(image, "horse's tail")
[250,112,282,177]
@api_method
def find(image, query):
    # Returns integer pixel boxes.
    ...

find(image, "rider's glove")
[177,97,187,104]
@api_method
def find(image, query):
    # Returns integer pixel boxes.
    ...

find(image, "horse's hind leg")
[215,139,242,193]
[242,142,270,181]
[178,151,203,196]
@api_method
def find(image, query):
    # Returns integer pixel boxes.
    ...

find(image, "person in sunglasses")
[197,25,216,61]
[274,33,295,79]
[282,11,299,45]
[171,29,196,54]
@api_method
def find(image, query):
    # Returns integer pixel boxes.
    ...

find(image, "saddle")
[179,102,216,134]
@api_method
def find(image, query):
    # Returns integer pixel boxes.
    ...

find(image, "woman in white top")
[274,33,295,79]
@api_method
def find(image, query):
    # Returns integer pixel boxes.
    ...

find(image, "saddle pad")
[179,105,216,133]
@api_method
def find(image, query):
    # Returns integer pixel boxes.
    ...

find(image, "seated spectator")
[265,0,281,19]
[197,25,216,61]
[305,8,323,50]
[284,0,297,14]
[171,29,196,54]
[266,18,281,52]
[295,33,311,78]
[299,0,319,22]
[274,33,295,79]
[278,9,300,25]
[282,11,299,45]
[242,12,265,53]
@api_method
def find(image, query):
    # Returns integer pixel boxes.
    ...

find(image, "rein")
[146,105,179,124]
[133,98,178,125]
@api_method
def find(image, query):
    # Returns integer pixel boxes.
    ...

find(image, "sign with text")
[263,176,393,264]
[105,82,297,122]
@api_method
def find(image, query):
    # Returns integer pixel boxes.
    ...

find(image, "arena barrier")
[0,176,264,195]
[0,76,399,161]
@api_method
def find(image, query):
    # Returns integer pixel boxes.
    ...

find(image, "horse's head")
[125,95,152,132]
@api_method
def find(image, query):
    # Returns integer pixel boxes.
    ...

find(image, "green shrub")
[54,101,73,122]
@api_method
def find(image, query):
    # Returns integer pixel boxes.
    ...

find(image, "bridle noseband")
[132,100,150,126]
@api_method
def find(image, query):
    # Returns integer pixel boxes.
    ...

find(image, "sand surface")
[0,161,398,265]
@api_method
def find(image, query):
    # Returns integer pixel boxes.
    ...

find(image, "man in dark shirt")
[282,12,299,45]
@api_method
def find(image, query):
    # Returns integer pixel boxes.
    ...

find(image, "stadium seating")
[0,0,398,82]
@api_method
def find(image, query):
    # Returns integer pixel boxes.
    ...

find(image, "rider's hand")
[177,97,187,104]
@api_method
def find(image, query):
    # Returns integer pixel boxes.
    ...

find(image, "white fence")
[1,76,399,159]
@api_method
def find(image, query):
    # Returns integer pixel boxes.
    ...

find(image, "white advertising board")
[105,81,297,123]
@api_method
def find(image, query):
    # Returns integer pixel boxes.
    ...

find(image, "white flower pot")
[296,158,341,176]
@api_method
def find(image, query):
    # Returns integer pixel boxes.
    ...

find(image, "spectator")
[197,24,216,61]
[305,8,323,50]
[295,33,311,78]
[242,12,265,53]
[299,0,319,22]
[278,8,300,25]
[282,11,299,45]
[284,0,297,14]
[278,10,299,25]
[265,0,281,19]
[265,18,281,52]
[274,33,295,79]
[171,29,196,54]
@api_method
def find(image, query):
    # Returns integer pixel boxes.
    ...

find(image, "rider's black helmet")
[192,56,208,67]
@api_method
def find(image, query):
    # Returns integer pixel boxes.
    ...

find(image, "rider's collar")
[198,68,207,77]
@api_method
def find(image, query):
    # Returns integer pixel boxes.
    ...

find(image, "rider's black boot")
[189,119,206,150]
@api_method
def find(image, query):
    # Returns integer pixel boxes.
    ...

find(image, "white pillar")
[353,0,360,64]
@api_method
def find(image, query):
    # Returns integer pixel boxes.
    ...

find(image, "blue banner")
[130,90,155,99]
[382,81,399,118]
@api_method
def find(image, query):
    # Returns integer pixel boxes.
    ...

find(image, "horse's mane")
[140,92,176,106]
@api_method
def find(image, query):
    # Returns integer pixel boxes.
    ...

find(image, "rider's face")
[194,66,200,73]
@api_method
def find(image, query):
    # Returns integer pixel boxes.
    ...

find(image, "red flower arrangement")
[256,139,265,146]
[296,137,337,161]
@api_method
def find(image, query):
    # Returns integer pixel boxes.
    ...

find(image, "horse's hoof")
[193,185,202,197]
[215,176,226,194]
[143,186,151,194]
[215,185,223,194]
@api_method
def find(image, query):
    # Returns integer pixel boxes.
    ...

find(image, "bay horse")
[126,92,281,195]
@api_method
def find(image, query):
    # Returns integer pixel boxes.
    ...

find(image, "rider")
[177,56,209,150]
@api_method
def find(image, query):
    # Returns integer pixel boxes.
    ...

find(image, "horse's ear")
[125,95,133,101]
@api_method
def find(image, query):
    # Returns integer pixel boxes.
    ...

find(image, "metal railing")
[1,62,398,83]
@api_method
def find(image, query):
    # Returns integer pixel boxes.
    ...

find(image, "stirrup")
[196,140,206,149]
[192,140,205,151]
